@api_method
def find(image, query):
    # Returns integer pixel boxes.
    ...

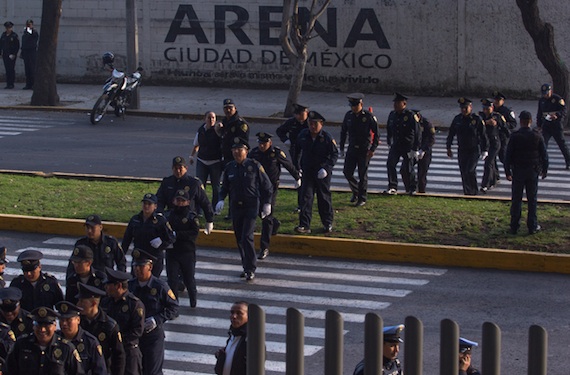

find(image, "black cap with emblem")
[541,83,552,93]
[75,282,106,300]
[231,137,249,150]
[393,92,408,102]
[480,98,494,108]
[308,111,326,122]
[85,214,102,226]
[174,189,190,201]
[17,249,43,271]
[0,287,22,312]
[105,267,132,284]
[256,132,273,143]
[347,93,364,106]
[172,156,187,167]
[132,249,157,266]
[223,98,236,107]
[55,301,83,318]
[30,306,60,324]
[293,103,309,114]
[492,91,506,100]
[141,193,158,204]
[457,97,472,107]
[70,244,94,262]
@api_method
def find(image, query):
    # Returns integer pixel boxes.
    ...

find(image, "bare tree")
[280,0,331,117]
[516,0,569,127]
[31,0,62,106]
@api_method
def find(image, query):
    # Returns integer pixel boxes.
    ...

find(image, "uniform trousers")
[2,54,15,87]
[542,123,570,165]
[195,160,222,206]
[510,166,539,232]
[299,173,333,228]
[457,149,480,195]
[482,139,500,188]
[387,146,416,192]
[417,150,432,193]
[21,49,36,88]
[343,148,371,201]
[124,345,143,375]
[232,205,258,273]
[260,186,278,251]
[140,326,165,375]
[166,241,197,304]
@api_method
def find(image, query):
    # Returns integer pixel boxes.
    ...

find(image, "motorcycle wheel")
[90,94,110,125]
[114,106,125,117]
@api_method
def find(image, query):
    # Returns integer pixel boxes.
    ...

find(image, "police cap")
[0,246,8,265]
[105,267,132,284]
[231,137,249,150]
[174,189,190,201]
[293,103,309,114]
[541,83,552,93]
[172,156,187,167]
[223,98,236,107]
[492,91,506,100]
[70,245,94,262]
[519,110,532,120]
[29,307,60,324]
[75,282,106,300]
[132,248,157,266]
[393,92,408,102]
[457,97,472,107]
[383,324,405,343]
[141,193,158,204]
[308,111,326,123]
[256,132,273,143]
[17,249,43,271]
[347,93,364,106]
[481,98,494,108]
[55,301,83,318]
[85,214,102,227]
[459,337,479,353]
[3,22,13,28]
[0,287,22,312]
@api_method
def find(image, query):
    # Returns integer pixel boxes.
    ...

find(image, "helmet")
[102,52,115,65]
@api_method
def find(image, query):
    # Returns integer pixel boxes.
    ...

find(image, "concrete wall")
[3,0,569,97]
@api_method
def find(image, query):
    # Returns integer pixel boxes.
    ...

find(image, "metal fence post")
[404,316,423,375]
[364,313,382,375]
[482,322,501,375]
[324,310,343,375]
[528,325,547,375]
[286,307,304,375]
[440,319,459,375]
[247,304,265,375]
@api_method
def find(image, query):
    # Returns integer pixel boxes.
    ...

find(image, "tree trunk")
[31,0,62,106]
[284,49,307,117]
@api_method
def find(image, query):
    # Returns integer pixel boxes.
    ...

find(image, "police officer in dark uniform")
[77,283,126,375]
[0,320,15,372]
[6,307,85,375]
[479,98,506,193]
[353,324,404,375]
[220,99,250,167]
[505,110,548,235]
[0,287,33,338]
[55,301,108,375]
[0,21,19,89]
[249,132,301,260]
[21,19,38,90]
[536,83,570,169]
[459,337,481,375]
[276,103,310,168]
[128,250,179,375]
[293,111,339,234]
[340,93,380,205]
[215,139,273,281]
[10,250,64,311]
[492,91,517,173]
[67,214,127,279]
[411,109,436,193]
[101,268,145,375]
[122,193,175,277]
[0,246,8,288]
[165,190,201,306]
[66,245,106,304]
[446,97,489,195]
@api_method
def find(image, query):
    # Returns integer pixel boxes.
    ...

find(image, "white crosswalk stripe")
[0,115,75,138]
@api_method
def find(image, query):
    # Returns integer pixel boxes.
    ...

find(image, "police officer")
[0,21,19,89]
[66,245,106,304]
[101,268,145,375]
[353,324,404,375]
[0,246,8,288]
[165,190,200,306]
[492,91,517,172]
[220,99,250,167]
[215,138,273,281]
[0,320,15,372]
[411,109,436,193]
[505,110,548,235]
[386,93,421,195]
[10,249,64,311]
[21,19,38,90]
[77,282,126,375]
[0,287,33,338]
[293,111,339,234]
[122,193,175,277]
[276,103,310,168]
[459,337,481,375]
[67,214,127,279]
[55,301,108,375]
[446,97,489,195]
[536,83,570,169]
[479,98,506,193]
[340,93,380,205]
[5,307,85,375]
[249,132,301,260]
[128,250,179,375]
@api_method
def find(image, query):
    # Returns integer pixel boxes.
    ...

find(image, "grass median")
[0,173,568,253]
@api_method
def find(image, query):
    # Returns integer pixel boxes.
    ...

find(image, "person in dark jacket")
[536,83,570,169]
[459,337,481,375]
[0,287,34,338]
[220,99,250,168]
[20,19,38,89]
[353,324,404,375]
[411,109,436,193]
[65,245,106,304]
[479,98,506,193]
[0,21,19,89]
[214,301,250,375]
[0,246,8,288]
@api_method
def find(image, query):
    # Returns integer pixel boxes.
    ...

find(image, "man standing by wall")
[21,19,38,90]
[0,21,19,89]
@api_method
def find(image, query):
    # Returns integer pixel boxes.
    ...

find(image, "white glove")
[261,203,271,219]
[215,200,224,214]
[407,150,415,159]
[294,179,302,189]
[418,150,426,160]
[317,168,328,179]
[204,222,213,235]
[284,139,291,149]
[481,151,489,161]
[8,54,15,60]
[150,237,162,249]
[414,151,420,160]
[188,155,195,165]
[144,317,157,333]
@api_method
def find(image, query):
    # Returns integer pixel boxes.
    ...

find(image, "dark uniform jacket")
[479,111,506,146]
[21,28,39,52]
[0,322,15,372]
[294,128,339,177]
[214,324,248,375]
[219,158,273,210]
[101,292,145,348]
[10,272,64,311]
[121,211,175,258]
[0,31,19,56]
[221,112,249,161]
[6,331,85,375]
[276,117,309,168]
[156,173,214,221]
[446,113,489,153]
[68,235,127,278]
[353,357,402,375]
[63,327,107,375]
[196,123,223,162]
[0,274,5,288]
[166,206,200,249]
[65,268,106,304]
[495,104,517,131]
[387,109,421,150]
[505,127,549,177]
[80,310,126,375]
[419,116,436,152]
[128,276,179,327]
[0,308,33,338]
[248,146,300,187]
[537,93,566,128]
[460,366,481,375]
[340,108,379,153]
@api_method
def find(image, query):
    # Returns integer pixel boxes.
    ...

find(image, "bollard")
[482,322,501,375]
[528,325,547,375]
[247,304,265,375]
[440,319,459,375]
[363,313,382,375]
[286,308,304,375]
[324,310,343,375]
[404,316,423,375]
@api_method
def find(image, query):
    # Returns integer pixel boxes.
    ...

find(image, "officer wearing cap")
[353,324,404,375]
[340,93,380,205]
[10,249,64,311]
[385,92,420,195]
[0,319,15,373]
[122,193,175,277]
[21,19,38,89]
[446,97,489,195]
[65,244,107,304]
[0,287,33,338]
[68,214,126,280]
[6,307,85,375]
[128,249,179,375]
[479,98,507,193]
[536,83,570,169]
[164,189,201,306]
[0,21,19,89]
[276,103,310,168]
[56,301,107,375]
[459,337,481,375]
[249,132,301,260]
[294,110,339,234]
[216,138,273,281]
[101,268,145,375]
[411,109,436,193]
[505,110,548,235]
[77,283,126,375]
[0,246,8,288]
[492,91,517,171]
[220,99,250,167]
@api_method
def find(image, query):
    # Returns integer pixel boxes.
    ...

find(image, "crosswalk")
[0,115,76,138]
[4,236,447,375]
